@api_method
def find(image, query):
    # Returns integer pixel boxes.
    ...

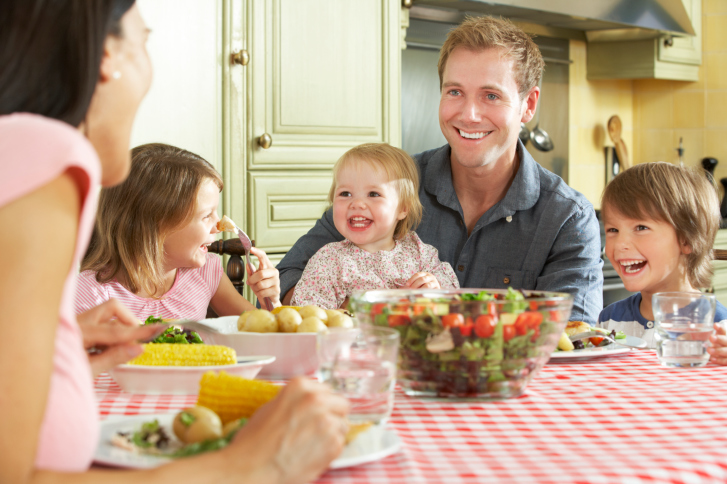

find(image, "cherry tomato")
[531,327,540,342]
[503,324,516,342]
[387,314,410,326]
[514,311,543,335]
[412,304,426,315]
[474,314,496,338]
[461,317,474,337]
[589,336,604,346]
[549,310,562,321]
[487,301,497,316]
[529,300,539,311]
[372,303,387,315]
[442,313,465,328]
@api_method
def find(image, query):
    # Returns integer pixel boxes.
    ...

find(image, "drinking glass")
[317,326,399,424]
[653,292,716,368]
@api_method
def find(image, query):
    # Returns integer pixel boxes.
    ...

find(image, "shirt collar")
[423,140,541,218]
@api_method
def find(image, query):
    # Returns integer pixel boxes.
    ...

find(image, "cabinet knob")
[231,50,249,66]
[402,0,413,8]
[258,133,273,149]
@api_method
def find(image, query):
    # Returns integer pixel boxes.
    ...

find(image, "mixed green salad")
[143,316,204,344]
[367,288,566,397]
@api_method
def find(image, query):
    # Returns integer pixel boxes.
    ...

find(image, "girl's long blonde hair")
[328,143,423,240]
[82,143,223,298]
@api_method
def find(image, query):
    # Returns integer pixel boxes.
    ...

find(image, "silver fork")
[229,222,275,311]
[568,331,647,350]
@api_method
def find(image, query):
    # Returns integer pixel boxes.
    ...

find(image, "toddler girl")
[598,162,727,349]
[75,143,280,320]
[292,143,459,309]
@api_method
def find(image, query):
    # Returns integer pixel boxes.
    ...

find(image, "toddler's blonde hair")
[82,143,223,298]
[328,143,423,240]
[601,162,721,289]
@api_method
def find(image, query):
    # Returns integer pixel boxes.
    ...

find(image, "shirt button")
[503,277,510,284]
[458,219,463,226]
[506,216,512,222]
[457,265,465,271]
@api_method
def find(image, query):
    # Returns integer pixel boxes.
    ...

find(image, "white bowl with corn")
[109,343,275,394]
[192,305,354,380]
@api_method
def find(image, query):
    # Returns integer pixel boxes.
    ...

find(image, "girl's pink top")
[0,114,100,471]
[74,253,223,321]
[292,231,460,309]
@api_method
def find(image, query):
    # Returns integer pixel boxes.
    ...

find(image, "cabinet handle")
[402,0,413,7]
[231,50,249,66]
[258,133,273,149]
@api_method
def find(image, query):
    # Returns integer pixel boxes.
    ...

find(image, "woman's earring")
[112,71,122,80]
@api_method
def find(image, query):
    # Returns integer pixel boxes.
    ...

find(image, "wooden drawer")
[247,171,333,252]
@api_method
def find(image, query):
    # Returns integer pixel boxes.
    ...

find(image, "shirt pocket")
[483,268,533,290]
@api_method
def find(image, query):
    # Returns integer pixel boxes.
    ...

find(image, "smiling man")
[277,16,603,323]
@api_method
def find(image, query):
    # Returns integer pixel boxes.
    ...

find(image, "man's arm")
[535,207,603,324]
[277,208,343,304]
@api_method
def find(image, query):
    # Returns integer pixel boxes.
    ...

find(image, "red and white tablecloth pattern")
[96,351,727,484]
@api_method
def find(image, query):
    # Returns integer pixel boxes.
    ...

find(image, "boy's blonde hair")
[601,162,721,289]
[328,143,422,240]
[82,143,223,298]
[438,15,545,100]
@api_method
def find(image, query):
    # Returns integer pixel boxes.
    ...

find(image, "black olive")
[573,340,585,350]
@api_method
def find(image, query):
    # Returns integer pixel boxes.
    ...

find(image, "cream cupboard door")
[245,0,401,169]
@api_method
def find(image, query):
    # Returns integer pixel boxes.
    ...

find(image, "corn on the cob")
[196,371,281,424]
[128,344,237,366]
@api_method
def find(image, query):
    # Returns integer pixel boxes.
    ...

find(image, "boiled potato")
[243,309,278,333]
[326,311,354,328]
[173,406,222,444]
[298,305,328,322]
[297,316,328,333]
[277,307,303,333]
[237,311,251,331]
[324,309,343,321]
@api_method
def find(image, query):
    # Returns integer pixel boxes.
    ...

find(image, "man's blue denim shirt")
[277,142,604,323]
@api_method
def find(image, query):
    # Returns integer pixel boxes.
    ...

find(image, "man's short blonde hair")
[438,15,545,99]
[601,162,721,289]
[329,143,423,240]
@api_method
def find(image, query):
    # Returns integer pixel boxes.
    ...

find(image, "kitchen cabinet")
[586,0,701,81]
[713,230,727,306]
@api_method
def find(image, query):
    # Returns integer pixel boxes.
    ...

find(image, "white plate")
[549,335,647,361]
[190,317,319,380]
[108,355,275,394]
[94,414,401,470]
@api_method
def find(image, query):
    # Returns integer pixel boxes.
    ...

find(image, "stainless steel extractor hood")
[411,0,695,41]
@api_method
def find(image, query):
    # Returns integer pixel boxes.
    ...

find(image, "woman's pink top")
[292,231,460,309]
[0,114,100,471]
[74,253,223,321]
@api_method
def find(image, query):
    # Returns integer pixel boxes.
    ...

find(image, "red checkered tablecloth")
[96,351,727,483]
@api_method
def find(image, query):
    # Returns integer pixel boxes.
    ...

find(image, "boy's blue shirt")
[599,293,727,328]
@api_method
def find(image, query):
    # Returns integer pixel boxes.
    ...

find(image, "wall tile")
[704,14,727,52]
[673,91,705,129]
[635,90,674,129]
[706,92,727,127]
[673,130,706,165]
[705,0,727,14]
[635,129,675,164]
[705,52,727,90]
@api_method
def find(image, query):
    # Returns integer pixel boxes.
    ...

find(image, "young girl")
[75,142,281,320]
[599,162,727,349]
[291,143,459,309]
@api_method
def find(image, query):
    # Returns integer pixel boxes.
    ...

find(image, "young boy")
[598,162,727,353]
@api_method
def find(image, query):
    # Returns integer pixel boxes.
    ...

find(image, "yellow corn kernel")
[196,371,281,424]
[127,344,237,366]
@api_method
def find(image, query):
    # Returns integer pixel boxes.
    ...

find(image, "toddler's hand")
[405,272,441,290]
[708,323,727,366]
[248,246,281,308]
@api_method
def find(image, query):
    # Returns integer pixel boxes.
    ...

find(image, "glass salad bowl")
[349,288,573,400]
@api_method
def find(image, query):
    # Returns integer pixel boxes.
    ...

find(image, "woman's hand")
[76,299,166,377]
[708,323,727,365]
[225,378,349,484]
[248,247,281,308]
[405,272,441,289]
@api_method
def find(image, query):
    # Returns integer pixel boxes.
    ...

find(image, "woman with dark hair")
[0,1,348,482]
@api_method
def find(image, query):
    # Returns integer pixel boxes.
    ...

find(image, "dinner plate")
[108,355,276,394]
[549,335,647,361]
[94,414,401,470]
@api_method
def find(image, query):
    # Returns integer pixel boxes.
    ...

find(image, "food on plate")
[297,316,329,333]
[554,321,627,351]
[298,305,328,322]
[142,316,204,344]
[127,344,237,366]
[172,406,223,444]
[237,304,341,333]
[216,215,237,232]
[345,421,373,444]
[196,371,282,424]
[326,310,354,329]
[222,418,247,437]
[276,307,303,332]
[557,332,575,351]
[111,419,173,454]
[240,309,278,333]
